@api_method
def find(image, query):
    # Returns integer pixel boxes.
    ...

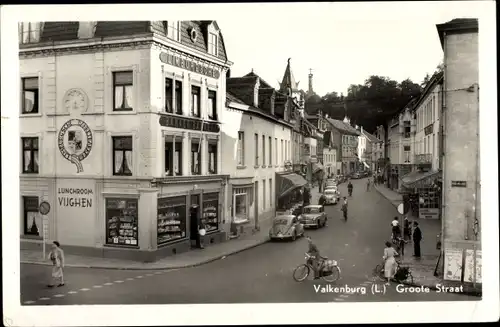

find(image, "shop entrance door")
[190,195,200,244]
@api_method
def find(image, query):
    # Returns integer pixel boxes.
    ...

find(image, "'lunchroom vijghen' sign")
[58,187,93,208]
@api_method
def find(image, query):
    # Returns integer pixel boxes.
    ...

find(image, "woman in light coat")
[48,241,65,287]
[382,241,398,286]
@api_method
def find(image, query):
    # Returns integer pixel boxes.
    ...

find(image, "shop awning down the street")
[276,173,308,198]
[362,161,370,169]
[312,162,324,173]
[401,170,441,188]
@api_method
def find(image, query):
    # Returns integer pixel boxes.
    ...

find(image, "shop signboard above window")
[159,52,221,79]
[159,115,220,133]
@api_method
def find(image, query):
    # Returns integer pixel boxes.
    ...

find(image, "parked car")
[323,188,339,205]
[299,205,328,229]
[325,179,337,188]
[269,215,305,241]
[351,172,361,179]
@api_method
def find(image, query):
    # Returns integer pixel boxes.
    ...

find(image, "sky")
[214,1,489,96]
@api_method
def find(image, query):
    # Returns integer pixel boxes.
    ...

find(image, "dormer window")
[208,32,218,56]
[19,22,43,44]
[166,21,180,41]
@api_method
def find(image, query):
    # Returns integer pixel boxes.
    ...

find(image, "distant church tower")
[307,68,314,96]
[279,58,304,113]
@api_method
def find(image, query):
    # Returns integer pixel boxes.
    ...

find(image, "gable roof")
[436,18,478,49]
[28,21,229,62]
[361,130,381,143]
[412,71,444,111]
[279,58,299,92]
[326,118,360,136]
[243,71,273,88]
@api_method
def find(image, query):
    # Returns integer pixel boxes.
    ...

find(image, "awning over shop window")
[363,161,370,169]
[276,173,308,199]
[312,162,324,173]
[401,170,441,188]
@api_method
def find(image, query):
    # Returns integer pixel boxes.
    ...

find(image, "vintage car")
[325,179,338,188]
[298,205,328,229]
[269,215,304,241]
[323,188,339,204]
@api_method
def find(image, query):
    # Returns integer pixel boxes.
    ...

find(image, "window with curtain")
[175,80,183,114]
[208,32,218,55]
[275,138,278,166]
[269,178,272,207]
[23,196,41,236]
[208,90,217,120]
[113,136,133,176]
[281,139,284,164]
[191,140,201,175]
[22,77,39,114]
[113,71,133,111]
[262,135,266,166]
[22,137,39,173]
[262,179,266,209]
[208,142,217,174]
[174,141,182,175]
[191,86,200,117]
[167,21,180,41]
[19,22,42,44]
[165,78,173,113]
[165,140,173,175]
[237,131,245,166]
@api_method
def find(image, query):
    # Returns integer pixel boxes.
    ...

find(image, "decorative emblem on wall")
[63,88,88,112]
[58,119,93,173]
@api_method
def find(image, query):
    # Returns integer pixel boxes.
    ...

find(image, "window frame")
[208,32,218,56]
[23,196,41,237]
[166,21,181,42]
[207,89,217,120]
[191,139,201,175]
[21,137,39,174]
[112,71,134,112]
[208,141,218,175]
[254,133,259,166]
[190,85,201,118]
[262,135,266,166]
[19,22,42,44]
[268,136,272,166]
[112,136,133,176]
[237,131,245,166]
[21,77,40,114]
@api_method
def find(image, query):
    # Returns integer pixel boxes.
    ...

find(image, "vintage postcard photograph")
[1,1,498,326]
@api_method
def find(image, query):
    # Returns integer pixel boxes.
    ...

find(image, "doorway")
[254,181,259,230]
[190,195,200,244]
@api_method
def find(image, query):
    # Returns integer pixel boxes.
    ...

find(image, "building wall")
[221,105,292,228]
[414,82,442,171]
[323,147,337,176]
[442,31,480,244]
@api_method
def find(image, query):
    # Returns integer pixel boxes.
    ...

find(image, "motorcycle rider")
[306,236,323,279]
[347,181,353,196]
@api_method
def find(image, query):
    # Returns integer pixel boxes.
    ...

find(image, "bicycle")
[293,253,341,282]
[373,260,414,284]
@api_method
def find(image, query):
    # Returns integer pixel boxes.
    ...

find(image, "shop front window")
[233,188,248,223]
[106,198,138,246]
[23,196,40,236]
[202,193,219,233]
[157,196,187,245]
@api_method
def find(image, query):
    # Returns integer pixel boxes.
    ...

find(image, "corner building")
[19,21,232,261]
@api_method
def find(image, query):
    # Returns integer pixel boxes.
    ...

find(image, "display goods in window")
[203,193,219,233]
[106,199,138,246]
[157,196,187,244]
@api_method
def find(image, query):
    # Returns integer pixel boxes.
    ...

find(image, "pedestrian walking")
[48,241,65,288]
[382,241,398,286]
[412,221,422,258]
[366,179,371,191]
[403,216,411,242]
[197,218,206,249]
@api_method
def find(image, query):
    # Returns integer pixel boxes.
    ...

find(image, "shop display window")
[157,196,187,245]
[202,193,219,233]
[106,198,138,246]
[233,188,248,223]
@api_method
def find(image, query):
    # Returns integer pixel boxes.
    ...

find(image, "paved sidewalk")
[374,184,481,296]
[21,218,274,270]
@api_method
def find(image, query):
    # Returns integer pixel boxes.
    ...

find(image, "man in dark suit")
[412,221,422,258]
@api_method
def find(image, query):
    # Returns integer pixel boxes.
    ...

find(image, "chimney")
[253,78,260,107]
[270,92,275,115]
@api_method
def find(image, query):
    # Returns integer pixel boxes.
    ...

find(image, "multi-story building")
[19,21,232,261]
[373,125,386,174]
[357,126,379,171]
[437,18,480,286]
[401,71,444,219]
[322,130,338,177]
[386,98,417,190]
[222,67,306,235]
[324,117,360,175]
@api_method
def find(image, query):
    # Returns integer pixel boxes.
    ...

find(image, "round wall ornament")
[58,119,93,173]
[189,27,198,42]
[63,88,88,112]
